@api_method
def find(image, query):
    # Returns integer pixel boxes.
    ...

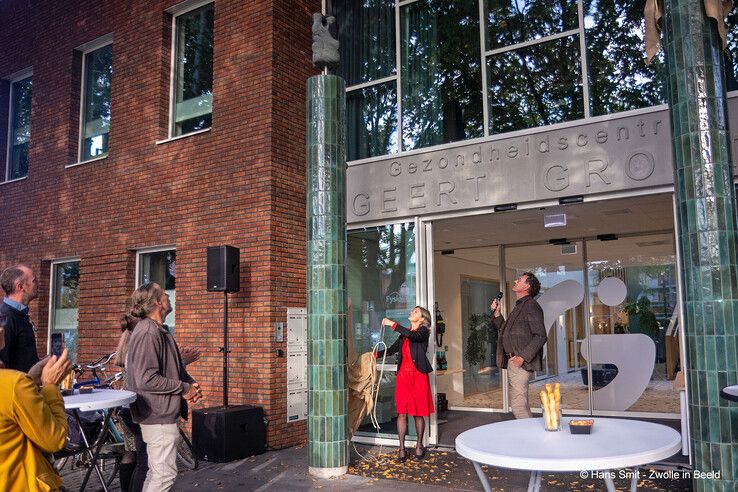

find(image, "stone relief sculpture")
[312,12,339,72]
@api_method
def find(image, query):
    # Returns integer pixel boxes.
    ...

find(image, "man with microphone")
[491,272,546,418]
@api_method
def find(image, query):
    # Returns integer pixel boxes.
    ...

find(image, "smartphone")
[50,332,64,357]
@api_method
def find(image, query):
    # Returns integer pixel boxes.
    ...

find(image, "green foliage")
[464,312,497,367]
[623,296,660,337]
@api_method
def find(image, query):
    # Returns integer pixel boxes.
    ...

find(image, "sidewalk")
[60,443,694,491]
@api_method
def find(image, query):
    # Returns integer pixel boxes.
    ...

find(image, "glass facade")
[173,3,214,137]
[347,223,416,438]
[50,261,80,363]
[333,0,676,160]
[81,44,112,161]
[138,249,177,328]
[7,76,32,181]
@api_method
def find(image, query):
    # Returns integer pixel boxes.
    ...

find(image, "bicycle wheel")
[176,428,198,470]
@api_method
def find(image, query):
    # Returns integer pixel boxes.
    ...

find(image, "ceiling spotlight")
[544,213,567,228]
[559,195,584,205]
[494,203,517,212]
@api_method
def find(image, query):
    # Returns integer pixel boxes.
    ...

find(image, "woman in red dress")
[376,306,434,462]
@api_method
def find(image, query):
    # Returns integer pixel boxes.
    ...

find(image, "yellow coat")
[0,369,67,492]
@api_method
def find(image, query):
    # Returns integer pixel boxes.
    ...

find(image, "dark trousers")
[118,408,149,492]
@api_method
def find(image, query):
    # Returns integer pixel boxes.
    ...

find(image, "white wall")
[434,253,499,405]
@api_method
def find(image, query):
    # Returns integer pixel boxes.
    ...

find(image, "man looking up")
[126,282,203,492]
[491,272,546,419]
[0,265,40,372]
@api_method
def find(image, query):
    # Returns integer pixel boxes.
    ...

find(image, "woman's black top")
[376,322,433,374]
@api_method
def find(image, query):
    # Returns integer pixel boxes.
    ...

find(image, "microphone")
[492,292,503,312]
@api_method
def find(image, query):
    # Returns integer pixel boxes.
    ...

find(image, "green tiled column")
[664,1,738,489]
[306,74,348,478]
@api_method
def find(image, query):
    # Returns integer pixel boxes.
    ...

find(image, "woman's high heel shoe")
[414,446,427,460]
[397,448,408,463]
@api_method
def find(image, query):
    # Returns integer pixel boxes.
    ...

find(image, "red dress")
[395,338,435,416]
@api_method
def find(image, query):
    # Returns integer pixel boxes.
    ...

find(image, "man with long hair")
[125,282,203,491]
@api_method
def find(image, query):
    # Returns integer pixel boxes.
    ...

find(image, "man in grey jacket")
[126,283,203,492]
[492,272,546,419]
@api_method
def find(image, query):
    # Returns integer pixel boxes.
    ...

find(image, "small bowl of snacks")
[79,385,95,394]
[569,419,594,434]
[61,388,74,396]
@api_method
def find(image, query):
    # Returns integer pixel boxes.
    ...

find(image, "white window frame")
[166,0,214,140]
[4,67,33,183]
[47,257,81,355]
[74,33,114,166]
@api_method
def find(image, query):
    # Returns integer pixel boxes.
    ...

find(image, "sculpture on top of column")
[312,12,340,72]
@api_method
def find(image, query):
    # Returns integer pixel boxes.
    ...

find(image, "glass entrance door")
[347,222,418,443]
[504,242,589,413]
[585,233,679,415]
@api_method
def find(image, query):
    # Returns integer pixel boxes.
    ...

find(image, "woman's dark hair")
[522,272,541,297]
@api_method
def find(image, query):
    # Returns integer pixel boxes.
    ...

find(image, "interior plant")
[464,312,497,367]
[623,296,660,337]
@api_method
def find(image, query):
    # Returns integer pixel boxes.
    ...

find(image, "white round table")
[63,389,137,492]
[456,417,681,492]
[720,385,738,402]
[63,388,136,411]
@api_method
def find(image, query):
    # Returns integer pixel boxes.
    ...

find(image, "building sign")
[347,97,738,224]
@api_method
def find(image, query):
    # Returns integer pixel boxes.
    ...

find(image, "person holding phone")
[491,272,546,419]
[0,325,72,492]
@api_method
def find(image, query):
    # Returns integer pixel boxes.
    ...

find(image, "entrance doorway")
[432,193,682,444]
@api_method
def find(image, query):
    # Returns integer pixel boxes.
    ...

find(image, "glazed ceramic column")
[306,74,348,478]
[664,1,738,489]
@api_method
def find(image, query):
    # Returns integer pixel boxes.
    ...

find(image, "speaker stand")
[219,291,230,407]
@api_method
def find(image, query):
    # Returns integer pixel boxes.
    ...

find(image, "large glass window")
[347,223,416,438]
[81,44,113,161]
[401,0,483,150]
[333,0,396,86]
[137,249,176,328]
[50,261,80,363]
[173,3,214,137]
[486,0,579,49]
[333,0,398,161]
[346,82,398,161]
[335,0,683,160]
[487,35,583,133]
[6,76,32,181]
[584,0,666,115]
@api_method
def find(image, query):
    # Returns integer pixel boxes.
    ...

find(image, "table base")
[74,408,117,492]
[471,461,639,492]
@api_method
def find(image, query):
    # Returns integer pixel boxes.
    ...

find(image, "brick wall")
[0,0,319,449]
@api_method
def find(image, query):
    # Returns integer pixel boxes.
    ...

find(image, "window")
[6,74,32,181]
[137,249,176,328]
[335,0,673,160]
[333,0,398,161]
[49,260,80,363]
[727,8,738,92]
[171,2,214,137]
[80,43,113,161]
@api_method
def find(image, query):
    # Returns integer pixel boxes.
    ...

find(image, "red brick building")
[0,0,317,449]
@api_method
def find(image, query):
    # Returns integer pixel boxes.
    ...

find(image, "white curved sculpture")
[537,279,585,336]
[597,277,627,307]
[580,333,655,411]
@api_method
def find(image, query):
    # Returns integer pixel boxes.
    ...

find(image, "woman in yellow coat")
[0,325,71,492]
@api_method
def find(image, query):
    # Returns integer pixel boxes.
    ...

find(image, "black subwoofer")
[206,245,240,292]
[192,405,266,462]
